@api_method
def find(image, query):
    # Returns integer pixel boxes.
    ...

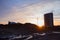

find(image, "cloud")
[0,0,60,25]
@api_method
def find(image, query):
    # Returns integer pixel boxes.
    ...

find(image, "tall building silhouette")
[44,12,53,28]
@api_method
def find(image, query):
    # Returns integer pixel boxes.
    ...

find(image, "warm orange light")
[35,17,44,28]
[29,19,44,27]
[37,20,44,27]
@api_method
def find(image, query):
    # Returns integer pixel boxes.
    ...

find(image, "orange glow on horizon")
[29,19,44,27]
[0,18,60,26]
[37,20,44,27]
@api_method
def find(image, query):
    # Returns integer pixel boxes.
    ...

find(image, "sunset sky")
[0,0,60,26]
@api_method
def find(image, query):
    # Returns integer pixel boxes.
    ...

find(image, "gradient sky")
[0,0,60,25]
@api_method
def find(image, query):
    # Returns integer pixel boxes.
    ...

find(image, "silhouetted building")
[44,12,53,28]
[8,21,16,24]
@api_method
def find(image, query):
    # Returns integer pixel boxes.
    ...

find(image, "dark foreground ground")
[0,23,60,40]
[0,32,60,40]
